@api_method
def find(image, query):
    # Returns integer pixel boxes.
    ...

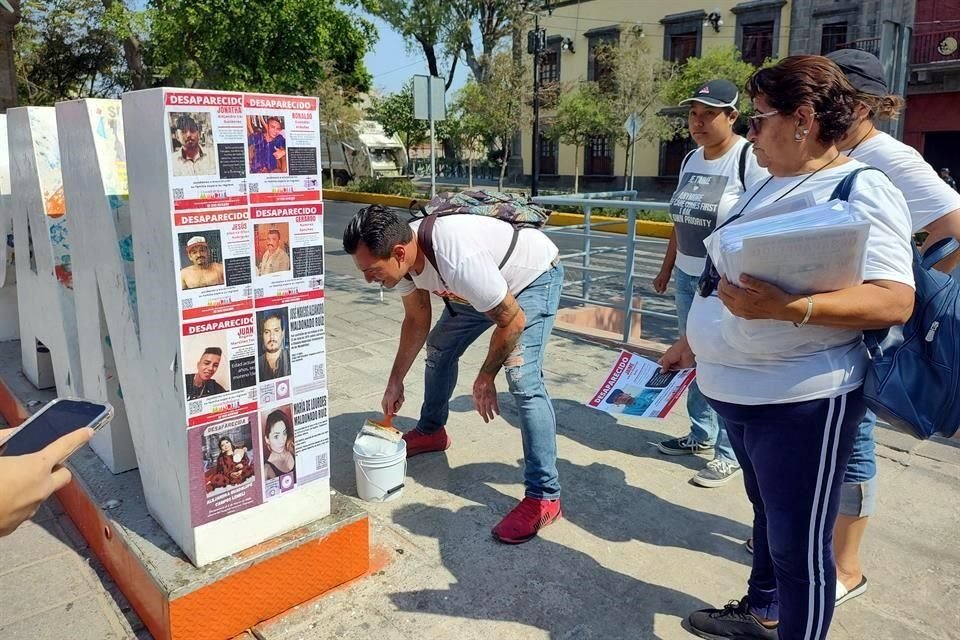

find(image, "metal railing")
[533,191,673,343]
[912,28,960,66]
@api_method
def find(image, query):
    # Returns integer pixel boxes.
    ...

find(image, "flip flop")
[836,575,868,606]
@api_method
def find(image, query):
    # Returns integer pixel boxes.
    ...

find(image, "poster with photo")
[187,413,263,525]
[174,210,253,319]
[588,351,696,419]
[181,313,258,427]
[251,203,324,300]
[291,392,330,486]
[164,91,249,211]
[243,94,321,205]
[259,404,297,500]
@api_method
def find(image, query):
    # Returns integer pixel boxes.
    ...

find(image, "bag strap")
[679,148,697,177]
[738,142,751,190]
[829,166,885,201]
[921,237,960,270]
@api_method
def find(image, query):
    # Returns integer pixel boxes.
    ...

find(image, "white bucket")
[353,432,407,502]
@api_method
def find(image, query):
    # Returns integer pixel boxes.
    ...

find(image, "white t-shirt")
[849,131,960,232]
[686,160,915,406]
[670,137,769,276]
[393,215,559,312]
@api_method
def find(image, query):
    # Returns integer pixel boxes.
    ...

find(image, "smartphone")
[0,398,114,458]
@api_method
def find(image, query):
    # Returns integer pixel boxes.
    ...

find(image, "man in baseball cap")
[679,79,740,109]
[180,234,225,290]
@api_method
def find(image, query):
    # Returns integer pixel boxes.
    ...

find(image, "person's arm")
[473,292,526,423]
[382,289,432,417]
[0,428,93,537]
[921,209,960,273]
[718,276,914,330]
[653,231,677,294]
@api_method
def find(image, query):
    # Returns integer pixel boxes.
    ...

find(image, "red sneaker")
[491,497,562,544]
[402,427,451,458]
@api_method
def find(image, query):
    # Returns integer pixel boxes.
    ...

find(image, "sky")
[362,15,472,98]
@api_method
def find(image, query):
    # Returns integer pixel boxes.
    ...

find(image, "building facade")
[519,0,791,197]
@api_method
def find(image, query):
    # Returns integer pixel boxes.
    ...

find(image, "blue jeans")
[417,264,564,499]
[674,268,738,465]
[713,388,865,639]
[839,410,878,517]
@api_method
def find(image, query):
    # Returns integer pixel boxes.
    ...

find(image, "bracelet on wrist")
[793,296,814,328]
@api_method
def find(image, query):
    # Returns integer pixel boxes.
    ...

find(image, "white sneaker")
[692,458,742,488]
[836,576,868,606]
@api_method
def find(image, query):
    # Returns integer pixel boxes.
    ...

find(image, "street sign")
[623,112,642,139]
[413,75,446,121]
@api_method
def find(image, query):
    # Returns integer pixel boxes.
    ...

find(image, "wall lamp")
[560,36,575,53]
[704,9,724,32]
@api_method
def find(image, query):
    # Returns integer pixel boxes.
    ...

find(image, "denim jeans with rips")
[416,264,564,499]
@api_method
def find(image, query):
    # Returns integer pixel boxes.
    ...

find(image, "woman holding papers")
[661,55,916,640]
[653,79,768,488]
[821,48,960,608]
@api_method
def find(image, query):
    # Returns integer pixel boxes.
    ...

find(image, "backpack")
[832,167,960,439]
[407,189,552,316]
[679,141,752,190]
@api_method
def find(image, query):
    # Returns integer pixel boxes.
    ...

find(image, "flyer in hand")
[588,351,695,419]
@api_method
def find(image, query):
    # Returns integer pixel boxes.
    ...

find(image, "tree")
[148,0,376,94]
[15,0,129,105]
[652,45,768,142]
[548,82,616,193]
[314,62,364,186]
[360,0,461,90]
[595,28,678,175]
[460,52,526,189]
[448,82,487,187]
[370,81,428,170]
[448,0,525,84]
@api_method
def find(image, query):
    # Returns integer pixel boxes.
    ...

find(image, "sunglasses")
[697,256,722,298]
[747,109,779,135]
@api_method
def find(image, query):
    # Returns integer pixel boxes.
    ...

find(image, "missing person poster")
[182,313,259,427]
[251,202,324,300]
[174,209,254,319]
[589,351,695,419]
[187,413,264,525]
[165,91,249,211]
[243,94,321,205]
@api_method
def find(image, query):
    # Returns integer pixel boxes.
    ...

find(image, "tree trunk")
[468,154,474,188]
[498,140,509,190]
[415,34,440,78]
[574,144,580,194]
[324,133,336,185]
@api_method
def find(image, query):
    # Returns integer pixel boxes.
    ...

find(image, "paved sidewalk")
[0,201,958,639]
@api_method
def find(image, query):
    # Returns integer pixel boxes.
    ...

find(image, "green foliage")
[346,176,415,197]
[15,0,129,104]
[548,82,617,192]
[360,0,453,81]
[370,81,429,159]
[652,45,777,141]
[148,0,376,93]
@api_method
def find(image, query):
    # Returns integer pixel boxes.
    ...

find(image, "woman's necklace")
[844,124,875,157]
[771,151,843,203]
[721,151,844,228]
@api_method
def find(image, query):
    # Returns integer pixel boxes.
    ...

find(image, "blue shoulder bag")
[833,167,960,439]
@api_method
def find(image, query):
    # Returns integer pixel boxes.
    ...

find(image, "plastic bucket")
[353,433,407,502]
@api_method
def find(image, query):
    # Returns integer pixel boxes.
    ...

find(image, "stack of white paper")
[704,199,870,295]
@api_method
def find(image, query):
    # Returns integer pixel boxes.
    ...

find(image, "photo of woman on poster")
[262,408,296,482]
[206,435,254,491]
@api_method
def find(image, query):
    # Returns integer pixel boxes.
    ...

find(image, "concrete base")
[555,298,644,345]
[0,362,371,640]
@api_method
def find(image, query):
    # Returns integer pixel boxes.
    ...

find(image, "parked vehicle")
[320,120,408,186]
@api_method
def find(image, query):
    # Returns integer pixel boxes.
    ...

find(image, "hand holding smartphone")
[0,398,113,459]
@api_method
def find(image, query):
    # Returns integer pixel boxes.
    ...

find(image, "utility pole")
[527,1,551,197]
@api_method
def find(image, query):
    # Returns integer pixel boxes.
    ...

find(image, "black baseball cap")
[827,49,888,96]
[679,79,740,109]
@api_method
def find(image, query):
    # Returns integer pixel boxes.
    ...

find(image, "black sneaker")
[657,435,714,456]
[686,597,778,640]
